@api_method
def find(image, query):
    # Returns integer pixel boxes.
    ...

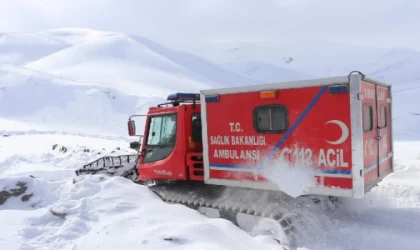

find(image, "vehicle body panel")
[201,75,393,198]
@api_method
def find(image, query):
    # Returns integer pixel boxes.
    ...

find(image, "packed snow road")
[1,129,420,250]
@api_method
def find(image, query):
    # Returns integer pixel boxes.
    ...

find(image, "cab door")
[138,107,189,181]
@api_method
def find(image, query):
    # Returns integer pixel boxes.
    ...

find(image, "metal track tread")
[146,181,334,248]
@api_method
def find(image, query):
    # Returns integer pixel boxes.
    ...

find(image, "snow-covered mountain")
[8,29,257,96]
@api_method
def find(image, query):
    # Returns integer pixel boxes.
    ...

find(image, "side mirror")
[128,120,136,136]
[130,141,140,150]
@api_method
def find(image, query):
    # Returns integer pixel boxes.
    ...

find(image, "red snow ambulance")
[121,71,393,198]
[76,71,394,245]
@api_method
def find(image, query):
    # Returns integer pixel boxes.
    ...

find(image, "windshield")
[143,114,177,163]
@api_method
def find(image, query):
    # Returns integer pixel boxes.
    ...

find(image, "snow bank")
[73,176,282,250]
[0,174,284,250]
[0,132,286,250]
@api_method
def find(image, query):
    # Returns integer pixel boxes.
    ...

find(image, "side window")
[192,113,202,142]
[146,114,177,146]
[254,105,288,133]
[380,105,387,128]
[363,104,373,132]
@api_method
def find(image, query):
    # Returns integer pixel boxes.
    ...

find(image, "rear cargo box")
[200,74,393,198]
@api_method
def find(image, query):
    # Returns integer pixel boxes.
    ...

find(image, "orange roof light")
[260,90,277,99]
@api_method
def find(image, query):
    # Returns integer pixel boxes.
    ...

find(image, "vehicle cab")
[128,93,204,182]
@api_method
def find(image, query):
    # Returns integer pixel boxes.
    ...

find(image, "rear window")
[254,105,288,133]
[363,104,373,132]
[380,105,387,128]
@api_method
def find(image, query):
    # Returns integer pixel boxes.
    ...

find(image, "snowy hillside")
[16,29,258,96]
[0,63,162,137]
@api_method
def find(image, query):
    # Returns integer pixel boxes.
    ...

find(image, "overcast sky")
[1,0,419,50]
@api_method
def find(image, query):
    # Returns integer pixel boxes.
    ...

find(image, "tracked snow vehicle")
[75,72,394,246]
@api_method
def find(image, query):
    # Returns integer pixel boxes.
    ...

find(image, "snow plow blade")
[75,154,139,181]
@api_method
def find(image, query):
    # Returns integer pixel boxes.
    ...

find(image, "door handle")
[376,127,382,140]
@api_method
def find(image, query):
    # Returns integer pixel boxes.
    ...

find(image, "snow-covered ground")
[1,121,420,250]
